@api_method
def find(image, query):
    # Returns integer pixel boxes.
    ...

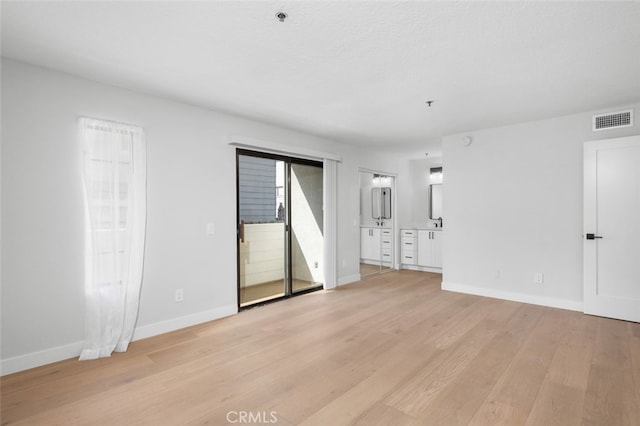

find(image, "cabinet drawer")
[401,229,416,237]
[402,254,416,265]
[401,249,415,257]
[401,239,416,248]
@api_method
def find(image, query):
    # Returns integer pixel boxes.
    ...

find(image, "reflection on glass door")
[359,171,395,277]
[237,151,323,308]
[373,174,393,273]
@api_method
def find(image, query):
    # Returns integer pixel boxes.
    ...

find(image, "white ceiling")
[2,1,640,155]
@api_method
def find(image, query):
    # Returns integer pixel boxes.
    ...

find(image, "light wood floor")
[2,270,639,425]
[240,279,321,307]
[359,262,393,277]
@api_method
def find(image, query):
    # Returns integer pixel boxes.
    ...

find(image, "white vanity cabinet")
[361,227,393,265]
[360,227,381,261]
[418,230,443,268]
[400,228,442,271]
[380,229,392,265]
[400,229,417,265]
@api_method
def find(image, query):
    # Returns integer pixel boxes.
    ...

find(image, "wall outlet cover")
[534,273,544,284]
[175,288,184,302]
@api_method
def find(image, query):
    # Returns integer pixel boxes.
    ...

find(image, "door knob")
[586,233,603,240]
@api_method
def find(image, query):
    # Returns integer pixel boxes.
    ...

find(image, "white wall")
[442,103,640,310]
[0,59,407,373]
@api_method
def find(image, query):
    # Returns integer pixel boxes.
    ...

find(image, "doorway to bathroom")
[237,150,324,308]
[359,170,396,277]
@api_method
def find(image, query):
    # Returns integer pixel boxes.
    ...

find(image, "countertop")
[401,226,443,231]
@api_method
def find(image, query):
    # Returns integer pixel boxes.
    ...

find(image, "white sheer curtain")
[79,117,146,360]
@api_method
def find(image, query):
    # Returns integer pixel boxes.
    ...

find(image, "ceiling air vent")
[592,109,633,131]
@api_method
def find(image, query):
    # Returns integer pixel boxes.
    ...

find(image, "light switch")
[206,223,215,235]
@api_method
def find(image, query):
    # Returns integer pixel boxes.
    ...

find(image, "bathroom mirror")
[372,187,392,219]
[429,184,443,220]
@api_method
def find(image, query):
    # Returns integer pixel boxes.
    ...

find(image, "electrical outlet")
[495,270,501,280]
[175,288,184,302]
[534,273,544,284]
[314,261,318,268]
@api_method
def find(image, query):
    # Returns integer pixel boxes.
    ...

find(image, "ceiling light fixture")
[276,11,288,22]
[426,100,434,107]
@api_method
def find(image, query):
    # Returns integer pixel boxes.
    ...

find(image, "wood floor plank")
[631,322,640,421]
[582,317,640,426]
[469,307,566,425]
[297,343,431,425]
[524,310,596,426]
[2,270,639,425]
[413,303,545,425]
[352,402,417,426]
[385,318,500,416]
[525,381,585,426]
[544,311,597,390]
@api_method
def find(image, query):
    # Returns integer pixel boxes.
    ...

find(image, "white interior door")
[583,135,640,322]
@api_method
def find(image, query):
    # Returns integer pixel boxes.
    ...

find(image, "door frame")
[583,134,640,322]
[358,167,398,275]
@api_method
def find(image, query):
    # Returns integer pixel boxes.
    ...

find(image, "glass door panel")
[238,154,287,307]
[359,171,394,276]
[374,174,393,273]
[290,163,324,293]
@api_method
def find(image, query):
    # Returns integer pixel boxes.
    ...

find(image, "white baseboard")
[1,304,238,376]
[0,341,85,377]
[337,273,361,286]
[441,281,583,312]
[132,304,237,341]
[401,264,443,274]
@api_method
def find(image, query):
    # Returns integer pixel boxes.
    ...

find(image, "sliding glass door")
[237,154,286,306]
[290,163,324,294]
[237,150,323,308]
